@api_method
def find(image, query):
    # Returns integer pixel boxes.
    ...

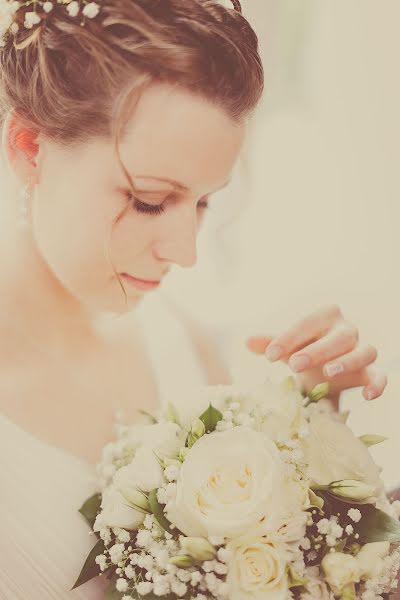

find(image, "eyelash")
[128,194,209,216]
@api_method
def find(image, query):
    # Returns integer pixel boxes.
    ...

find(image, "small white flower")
[24,11,41,26]
[125,564,135,579]
[348,508,362,523]
[177,568,192,583]
[213,561,228,575]
[114,528,131,543]
[155,548,170,569]
[317,518,330,535]
[43,1,53,12]
[171,580,187,597]
[223,410,234,421]
[136,581,153,596]
[137,554,154,571]
[136,530,153,548]
[217,547,231,563]
[165,464,180,482]
[345,524,354,535]
[116,578,129,593]
[82,1,99,18]
[301,537,311,550]
[109,543,125,565]
[66,1,79,17]
[190,571,203,586]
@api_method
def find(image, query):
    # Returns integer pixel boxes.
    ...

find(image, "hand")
[247,304,387,404]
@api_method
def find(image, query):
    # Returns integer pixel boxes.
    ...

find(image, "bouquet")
[74,377,400,599]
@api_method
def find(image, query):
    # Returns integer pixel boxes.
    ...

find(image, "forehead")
[118,84,246,194]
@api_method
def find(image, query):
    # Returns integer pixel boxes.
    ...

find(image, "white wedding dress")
[0,293,206,599]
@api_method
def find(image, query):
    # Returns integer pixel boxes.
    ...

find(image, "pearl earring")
[17,183,30,229]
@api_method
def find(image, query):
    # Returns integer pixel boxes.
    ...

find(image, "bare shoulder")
[166,300,232,386]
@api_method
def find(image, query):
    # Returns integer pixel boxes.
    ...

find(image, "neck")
[0,213,101,356]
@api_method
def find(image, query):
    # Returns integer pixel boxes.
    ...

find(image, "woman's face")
[31,84,246,313]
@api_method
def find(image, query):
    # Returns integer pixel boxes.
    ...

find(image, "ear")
[1,111,41,186]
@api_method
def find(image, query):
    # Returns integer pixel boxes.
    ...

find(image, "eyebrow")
[134,175,231,194]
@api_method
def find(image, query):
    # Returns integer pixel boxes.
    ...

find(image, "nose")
[153,209,198,268]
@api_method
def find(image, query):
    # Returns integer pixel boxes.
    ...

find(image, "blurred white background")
[164,1,400,487]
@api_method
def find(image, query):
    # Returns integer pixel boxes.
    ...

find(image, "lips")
[119,273,162,292]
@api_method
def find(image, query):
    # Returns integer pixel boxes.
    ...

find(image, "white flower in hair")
[82,1,99,18]
[0,0,19,45]
[24,10,41,28]
[43,1,53,13]
[66,1,79,17]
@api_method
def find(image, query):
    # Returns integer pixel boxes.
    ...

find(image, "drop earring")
[17,183,30,229]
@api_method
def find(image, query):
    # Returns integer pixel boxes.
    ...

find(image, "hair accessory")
[0,0,101,47]
[0,0,242,48]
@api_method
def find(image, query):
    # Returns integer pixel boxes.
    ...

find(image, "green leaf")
[79,493,102,529]
[359,434,388,447]
[148,489,174,534]
[199,403,223,433]
[71,539,106,590]
[357,504,400,543]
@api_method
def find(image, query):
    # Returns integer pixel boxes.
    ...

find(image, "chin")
[78,287,145,316]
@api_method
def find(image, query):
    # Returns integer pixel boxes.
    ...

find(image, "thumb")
[246,336,274,355]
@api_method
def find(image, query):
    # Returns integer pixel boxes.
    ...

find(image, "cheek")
[31,178,116,295]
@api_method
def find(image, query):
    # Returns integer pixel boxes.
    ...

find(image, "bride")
[0,0,387,597]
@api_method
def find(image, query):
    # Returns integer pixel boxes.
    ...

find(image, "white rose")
[321,552,360,595]
[356,541,390,580]
[302,412,383,496]
[226,536,288,600]
[166,426,290,539]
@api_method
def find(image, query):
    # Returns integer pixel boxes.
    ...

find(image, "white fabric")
[0,293,205,599]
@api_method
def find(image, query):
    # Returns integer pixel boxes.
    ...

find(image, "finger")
[287,322,359,373]
[247,336,274,355]
[323,345,378,379]
[362,368,388,401]
[265,304,344,362]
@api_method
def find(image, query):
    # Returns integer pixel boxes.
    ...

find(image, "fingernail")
[265,345,283,362]
[325,362,345,378]
[289,355,310,372]
[365,388,377,401]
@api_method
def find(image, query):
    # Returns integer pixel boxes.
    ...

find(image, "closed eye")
[127,192,210,216]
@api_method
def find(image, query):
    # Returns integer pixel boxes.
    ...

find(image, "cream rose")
[302,412,383,498]
[321,552,361,595]
[166,426,291,539]
[226,535,289,600]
